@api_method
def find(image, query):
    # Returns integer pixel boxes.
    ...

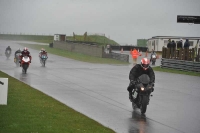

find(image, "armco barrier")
[161,58,200,72]
[102,52,129,62]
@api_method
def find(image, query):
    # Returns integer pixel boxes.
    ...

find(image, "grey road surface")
[0,40,200,133]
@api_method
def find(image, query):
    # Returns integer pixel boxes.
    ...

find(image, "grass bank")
[153,66,200,77]
[19,43,129,65]
[0,71,115,133]
[0,34,53,43]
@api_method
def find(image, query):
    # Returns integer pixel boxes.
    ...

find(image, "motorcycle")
[14,53,21,67]
[40,54,48,67]
[21,56,30,74]
[5,50,11,59]
[151,54,156,65]
[132,74,153,114]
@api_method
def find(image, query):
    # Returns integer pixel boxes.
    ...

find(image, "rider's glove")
[150,83,154,92]
[130,80,136,86]
[150,82,154,87]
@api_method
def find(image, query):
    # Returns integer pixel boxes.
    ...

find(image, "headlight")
[141,87,144,91]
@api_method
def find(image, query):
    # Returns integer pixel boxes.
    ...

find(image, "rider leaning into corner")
[127,58,155,103]
[19,47,32,67]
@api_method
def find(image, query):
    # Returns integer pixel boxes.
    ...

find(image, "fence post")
[166,48,170,59]
[191,48,195,61]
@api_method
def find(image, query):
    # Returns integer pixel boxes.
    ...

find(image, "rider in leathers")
[19,47,32,66]
[127,58,155,103]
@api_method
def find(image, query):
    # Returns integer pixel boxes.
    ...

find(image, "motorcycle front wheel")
[140,96,148,114]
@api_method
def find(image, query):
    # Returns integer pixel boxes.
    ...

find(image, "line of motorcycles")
[5,50,48,74]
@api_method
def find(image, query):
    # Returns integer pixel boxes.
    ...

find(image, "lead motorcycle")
[132,74,154,114]
[21,56,30,74]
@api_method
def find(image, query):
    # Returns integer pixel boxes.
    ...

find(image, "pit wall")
[53,41,129,62]
[53,41,103,57]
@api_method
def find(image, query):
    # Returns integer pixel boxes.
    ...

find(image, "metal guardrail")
[103,52,129,62]
[161,58,200,72]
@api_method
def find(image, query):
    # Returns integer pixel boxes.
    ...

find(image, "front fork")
[138,94,151,105]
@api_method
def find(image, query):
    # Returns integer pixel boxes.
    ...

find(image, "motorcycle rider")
[19,47,32,67]
[14,48,22,58]
[14,48,22,63]
[127,58,155,103]
[39,48,48,61]
[150,49,157,62]
[39,48,47,57]
[5,46,12,53]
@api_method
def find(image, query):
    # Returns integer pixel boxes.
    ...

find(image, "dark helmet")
[141,58,150,70]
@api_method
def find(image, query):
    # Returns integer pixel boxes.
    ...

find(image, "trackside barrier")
[161,58,200,72]
[103,52,129,63]
[0,78,8,105]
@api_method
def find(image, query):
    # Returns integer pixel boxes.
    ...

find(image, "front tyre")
[132,101,137,110]
[23,63,28,74]
[140,96,148,114]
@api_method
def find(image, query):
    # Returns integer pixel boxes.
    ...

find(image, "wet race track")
[1,40,200,133]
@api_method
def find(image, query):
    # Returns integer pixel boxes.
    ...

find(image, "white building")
[147,36,200,52]
[54,34,66,41]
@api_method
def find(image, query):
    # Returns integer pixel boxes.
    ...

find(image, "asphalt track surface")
[1,40,200,133]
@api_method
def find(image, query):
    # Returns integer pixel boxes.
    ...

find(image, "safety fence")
[162,48,200,62]
[161,58,200,72]
[102,52,129,62]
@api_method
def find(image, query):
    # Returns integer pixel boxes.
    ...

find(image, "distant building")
[54,34,66,41]
[137,39,147,47]
[147,36,200,52]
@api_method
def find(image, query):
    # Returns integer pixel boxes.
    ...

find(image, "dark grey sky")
[0,0,200,44]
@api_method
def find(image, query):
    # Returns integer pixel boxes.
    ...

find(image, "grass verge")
[0,71,115,133]
[19,43,129,65]
[153,66,200,77]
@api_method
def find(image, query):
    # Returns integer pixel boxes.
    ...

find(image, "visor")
[142,64,149,68]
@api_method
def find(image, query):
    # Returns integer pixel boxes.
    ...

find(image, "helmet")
[141,58,150,70]
[18,48,21,51]
[24,47,28,51]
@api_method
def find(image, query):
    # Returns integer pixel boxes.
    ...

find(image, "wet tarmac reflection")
[129,110,150,133]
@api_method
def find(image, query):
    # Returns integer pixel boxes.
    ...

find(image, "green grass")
[66,35,119,46]
[0,71,115,133]
[153,66,200,76]
[19,43,129,65]
[0,34,53,43]
[0,34,119,46]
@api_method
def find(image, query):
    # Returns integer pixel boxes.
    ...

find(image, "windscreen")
[138,74,150,84]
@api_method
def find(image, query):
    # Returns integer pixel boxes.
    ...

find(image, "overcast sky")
[0,0,200,45]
